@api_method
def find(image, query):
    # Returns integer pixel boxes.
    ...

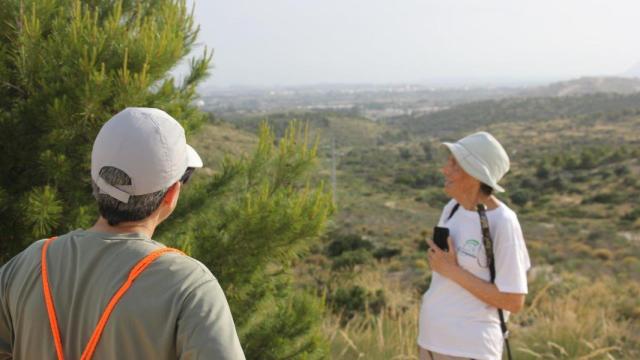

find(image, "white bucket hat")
[443,131,510,192]
[91,107,203,203]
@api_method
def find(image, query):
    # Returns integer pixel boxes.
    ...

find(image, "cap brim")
[186,144,203,168]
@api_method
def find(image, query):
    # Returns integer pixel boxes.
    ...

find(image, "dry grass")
[325,270,639,359]
[512,276,638,359]
[325,301,420,360]
[324,265,421,359]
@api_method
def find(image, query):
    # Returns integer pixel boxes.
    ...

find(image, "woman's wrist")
[446,263,467,284]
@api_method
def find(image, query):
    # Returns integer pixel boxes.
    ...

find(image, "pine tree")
[0,1,334,358]
[160,123,334,358]
[0,0,210,256]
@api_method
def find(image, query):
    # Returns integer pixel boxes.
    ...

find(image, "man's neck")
[88,217,157,239]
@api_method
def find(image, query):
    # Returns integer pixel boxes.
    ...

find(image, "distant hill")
[393,92,640,138]
[222,110,389,149]
[521,76,640,97]
[622,62,640,78]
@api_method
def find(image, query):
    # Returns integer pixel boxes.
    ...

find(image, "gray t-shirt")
[0,230,245,360]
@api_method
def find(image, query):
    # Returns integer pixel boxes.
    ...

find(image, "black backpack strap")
[447,203,460,221]
[477,204,513,360]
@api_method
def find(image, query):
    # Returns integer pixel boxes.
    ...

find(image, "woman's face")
[441,154,479,198]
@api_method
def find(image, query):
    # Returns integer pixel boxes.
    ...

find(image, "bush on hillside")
[326,233,374,258]
[583,192,626,205]
[622,207,640,222]
[510,189,534,206]
[394,171,443,189]
[373,246,402,261]
[329,285,386,321]
[546,176,569,192]
[614,165,631,177]
[535,161,552,179]
[416,188,450,207]
[331,249,373,271]
[398,147,412,160]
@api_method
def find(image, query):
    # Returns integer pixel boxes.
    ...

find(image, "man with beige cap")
[0,108,245,359]
[418,132,530,360]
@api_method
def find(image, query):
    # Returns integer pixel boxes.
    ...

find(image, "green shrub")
[550,207,591,219]
[584,192,626,204]
[535,163,551,179]
[330,286,386,321]
[419,188,449,208]
[511,189,533,206]
[398,147,412,160]
[417,237,429,252]
[520,177,542,191]
[326,234,374,258]
[614,165,631,176]
[573,173,589,183]
[373,247,402,261]
[394,170,443,189]
[331,249,373,271]
[546,176,569,192]
[622,177,639,188]
[622,207,640,222]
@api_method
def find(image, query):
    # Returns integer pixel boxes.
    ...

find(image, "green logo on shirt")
[460,239,481,258]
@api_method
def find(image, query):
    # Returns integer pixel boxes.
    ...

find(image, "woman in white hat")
[417,132,531,360]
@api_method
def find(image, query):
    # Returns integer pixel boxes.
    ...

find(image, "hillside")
[198,93,640,359]
[392,92,640,139]
[522,76,640,97]
[321,105,640,359]
[189,120,258,171]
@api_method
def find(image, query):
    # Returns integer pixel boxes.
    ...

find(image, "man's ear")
[163,182,181,205]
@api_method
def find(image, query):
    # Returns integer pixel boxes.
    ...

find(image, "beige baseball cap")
[443,131,510,192]
[91,107,203,203]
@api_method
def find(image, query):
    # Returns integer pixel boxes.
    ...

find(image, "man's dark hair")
[480,183,494,196]
[92,167,167,226]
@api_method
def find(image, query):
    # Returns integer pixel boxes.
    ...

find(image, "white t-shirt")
[418,199,531,360]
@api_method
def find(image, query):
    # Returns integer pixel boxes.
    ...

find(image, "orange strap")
[42,237,65,360]
[41,236,184,360]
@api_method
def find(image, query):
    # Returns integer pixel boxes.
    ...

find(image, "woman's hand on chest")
[426,236,460,278]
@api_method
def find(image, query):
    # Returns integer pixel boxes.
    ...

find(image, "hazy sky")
[189,0,640,87]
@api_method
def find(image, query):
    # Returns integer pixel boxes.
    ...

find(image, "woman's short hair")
[480,183,494,196]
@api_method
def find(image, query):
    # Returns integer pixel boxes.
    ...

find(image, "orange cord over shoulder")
[42,237,65,360]
[41,236,184,360]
